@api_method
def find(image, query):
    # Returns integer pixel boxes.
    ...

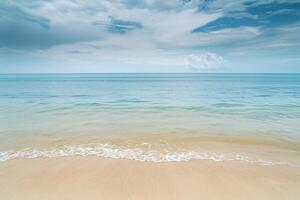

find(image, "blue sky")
[0,0,300,73]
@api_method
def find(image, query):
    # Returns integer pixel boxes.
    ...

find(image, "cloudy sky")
[0,0,300,73]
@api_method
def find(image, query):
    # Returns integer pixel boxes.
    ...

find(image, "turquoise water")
[0,73,300,163]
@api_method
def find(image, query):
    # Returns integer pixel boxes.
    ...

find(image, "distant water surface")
[0,73,300,163]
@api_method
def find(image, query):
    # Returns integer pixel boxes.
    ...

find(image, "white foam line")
[0,144,298,167]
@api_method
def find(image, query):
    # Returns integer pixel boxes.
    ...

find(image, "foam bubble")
[0,144,298,167]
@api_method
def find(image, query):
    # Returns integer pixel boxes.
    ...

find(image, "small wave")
[0,144,298,167]
[213,103,246,107]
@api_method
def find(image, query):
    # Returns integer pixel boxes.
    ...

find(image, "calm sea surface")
[0,73,300,163]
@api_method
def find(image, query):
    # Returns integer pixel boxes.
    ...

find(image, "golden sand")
[0,157,300,200]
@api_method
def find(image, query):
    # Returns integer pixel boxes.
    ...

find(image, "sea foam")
[0,144,297,167]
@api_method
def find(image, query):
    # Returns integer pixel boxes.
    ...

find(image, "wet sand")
[0,157,300,200]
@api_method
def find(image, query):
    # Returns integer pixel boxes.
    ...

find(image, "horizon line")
[0,72,300,75]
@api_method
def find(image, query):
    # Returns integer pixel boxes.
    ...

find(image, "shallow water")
[0,73,300,164]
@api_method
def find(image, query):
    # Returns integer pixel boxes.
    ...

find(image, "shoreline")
[1,156,300,200]
[1,140,300,167]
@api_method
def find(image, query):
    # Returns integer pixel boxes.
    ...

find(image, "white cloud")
[4,0,299,72]
[184,53,224,70]
[26,1,225,70]
[37,39,226,72]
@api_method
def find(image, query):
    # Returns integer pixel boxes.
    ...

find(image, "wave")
[0,144,298,167]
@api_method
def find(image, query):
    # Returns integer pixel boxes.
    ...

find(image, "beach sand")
[0,157,300,200]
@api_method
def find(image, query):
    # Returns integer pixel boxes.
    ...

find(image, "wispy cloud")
[0,0,300,72]
[185,53,225,71]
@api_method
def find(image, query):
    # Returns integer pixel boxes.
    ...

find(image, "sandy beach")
[0,157,299,200]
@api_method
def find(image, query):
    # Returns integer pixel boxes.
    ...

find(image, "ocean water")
[0,73,300,164]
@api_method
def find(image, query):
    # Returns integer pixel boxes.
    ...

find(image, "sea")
[0,73,300,165]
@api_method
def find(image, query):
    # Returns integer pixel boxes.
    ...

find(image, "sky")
[0,0,300,73]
